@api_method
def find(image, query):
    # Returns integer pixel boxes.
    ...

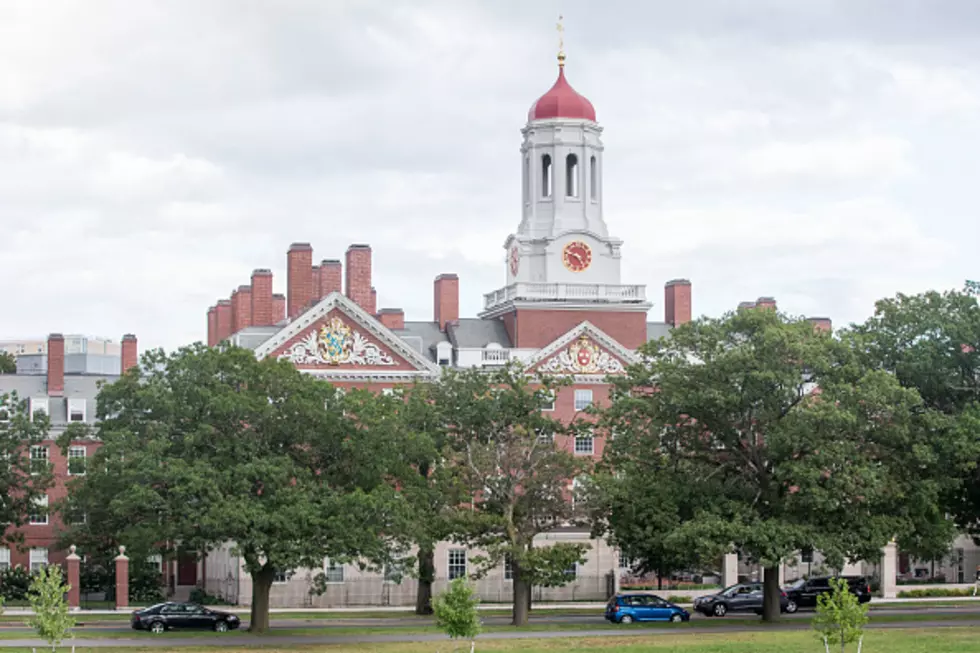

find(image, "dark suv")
[693,583,790,617]
[783,576,873,612]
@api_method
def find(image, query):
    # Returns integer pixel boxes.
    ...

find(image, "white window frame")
[148,554,163,574]
[574,434,594,456]
[67,398,86,423]
[324,559,345,584]
[30,446,49,475]
[0,398,12,423]
[30,495,49,525]
[448,549,467,580]
[564,562,578,579]
[574,389,593,411]
[30,548,47,572]
[68,446,87,476]
[0,547,9,570]
[381,388,395,397]
[541,390,555,411]
[29,397,48,421]
[504,555,514,581]
[273,569,290,584]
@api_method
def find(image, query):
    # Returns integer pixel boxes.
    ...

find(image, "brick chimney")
[808,317,833,332]
[287,243,314,318]
[215,300,233,343]
[345,245,373,312]
[664,279,692,327]
[311,264,321,300]
[121,334,138,374]
[738,301,757,310]
[232,285,252,332]
[319,260,342,299]
[47,333,64,396]
[434,274,460,331]
[378,308,405,330]
[207,306,217,346]
[272,294,286,323]
[250,269,274,327]
[369,287,378,315]
[756,297,777,311]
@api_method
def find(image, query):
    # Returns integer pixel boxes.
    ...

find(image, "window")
[574,435,594,455]
[68,446,87,475]
[67,504,86,525]
[29,398,48,421]
[0,547,9,570]
[30,495,49,525]
[504,555,514,580]
[148,554,163,574]
[565,153,579,197]
[0,398,12,422]
[541,390,555,411]
[574,389,593,411]
[590,155,597,200]
[30,548,47,573]
[535,427,554,443]
[273,569,290,584]
[30,446,49,475]
[564,563,578,579]
[381,388,395,396]
[384,562,405,584]
[67,398,86,422]
[324,559,344,583]
[448,549,467,580]
[541,154,552,198]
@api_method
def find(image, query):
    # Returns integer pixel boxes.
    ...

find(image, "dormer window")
[436,341,453,367]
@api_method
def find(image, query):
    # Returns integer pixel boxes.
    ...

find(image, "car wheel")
[215,621,229,633]
[670,614,683,623]
[713,603,727,617]
[619,615,634,624]
[785,600,798,614]
[149,621,166,634]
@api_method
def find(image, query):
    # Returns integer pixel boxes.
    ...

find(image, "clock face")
[562,241,592,273]
[509,245,520,277]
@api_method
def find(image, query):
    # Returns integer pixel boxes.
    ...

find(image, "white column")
[723,553,739,587]
[778,563,786,585]
[881,541,898,598]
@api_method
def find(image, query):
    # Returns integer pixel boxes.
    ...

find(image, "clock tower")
[481,47,651,348]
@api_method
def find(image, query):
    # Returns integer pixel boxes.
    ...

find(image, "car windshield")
[720,584,741,596]
[786,579,805,589]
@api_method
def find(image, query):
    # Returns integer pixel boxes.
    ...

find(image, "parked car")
[131,602,241,633]
[693,583,790,617]
[782,576,873,611]
[605,593,691,623]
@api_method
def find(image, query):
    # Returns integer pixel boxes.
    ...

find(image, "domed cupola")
[527,54,596,122]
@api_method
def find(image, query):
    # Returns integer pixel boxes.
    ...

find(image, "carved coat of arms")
[278,316,395,366]
[538,335,625,375]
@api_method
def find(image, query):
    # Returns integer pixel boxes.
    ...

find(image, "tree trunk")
[761,565,781,622]
[527,582,533,613]
[249,565,276,633]
[512,566,530,626]
[415,547,435,615]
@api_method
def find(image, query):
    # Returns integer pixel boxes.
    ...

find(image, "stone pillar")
[115,545,130,610]
[881,541,898,598]
[723,553,739,587]
[66,545,81,609]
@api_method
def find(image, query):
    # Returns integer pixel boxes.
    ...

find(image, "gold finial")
[556,14,565,67]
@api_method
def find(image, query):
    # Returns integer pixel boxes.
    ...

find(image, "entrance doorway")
[177,554,198,587]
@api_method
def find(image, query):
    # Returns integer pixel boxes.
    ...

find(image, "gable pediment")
[526,321,639,377]
[253,293,438,379]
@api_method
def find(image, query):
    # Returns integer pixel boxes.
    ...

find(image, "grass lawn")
[1,628,980,652]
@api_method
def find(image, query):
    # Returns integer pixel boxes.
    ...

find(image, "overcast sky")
[2,0,978,351]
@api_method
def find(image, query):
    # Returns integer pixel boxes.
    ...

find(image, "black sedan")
[693,583,790,617]
[131,602,241,633]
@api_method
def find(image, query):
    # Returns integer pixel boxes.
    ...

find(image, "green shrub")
[897,588,972,598]
[667,595,692,604]
[27,565,75,649]
[432,578,481,650]
[188,587,224,605]
[0,566,32,601]
[813,577,868,653]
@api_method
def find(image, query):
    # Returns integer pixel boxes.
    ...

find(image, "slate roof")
[646,322,672,342]
[0,374,116,428]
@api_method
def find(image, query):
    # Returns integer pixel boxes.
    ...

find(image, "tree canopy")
[0,352,15,374]
[0,392,53,547]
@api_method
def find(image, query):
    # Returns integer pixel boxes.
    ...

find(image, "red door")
[177,555,198,586]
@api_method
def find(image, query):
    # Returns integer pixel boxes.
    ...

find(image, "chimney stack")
[272,294,286,323]
[232,285,252,332]
[808,317,833,332]
[434,274,460,331]
[207,306,217,346]
[47,333,64,396]
[121,334,138,374]
[369,287,378,315]
[312,264,321,300]
[345,245,373,312]
[318,260,342,299]
[378,308,405,330]
[287,243,314,318]
[664,279,692,327]
[250,269,274,327]
[215,300,233,343]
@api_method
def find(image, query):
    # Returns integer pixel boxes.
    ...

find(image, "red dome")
[527,65,596,122]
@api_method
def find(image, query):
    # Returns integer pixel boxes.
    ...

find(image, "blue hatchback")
[605,593,691,624]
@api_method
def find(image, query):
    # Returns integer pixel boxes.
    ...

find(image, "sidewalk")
[3,595,979,616]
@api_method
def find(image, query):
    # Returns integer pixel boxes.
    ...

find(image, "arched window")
[565,153,579,197]
[590,155,597,200]
[541,154,552,198]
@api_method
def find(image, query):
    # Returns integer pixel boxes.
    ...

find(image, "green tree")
[0,392,54,548]
[813,577,869,653]
[62,344,400,633]
[27,565,75,650]
[432,577,481,652]
[0,351,15,374]
[847,287,980,541]
[607,307,952,621]
[437,365,588,626]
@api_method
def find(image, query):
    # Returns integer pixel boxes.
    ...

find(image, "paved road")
[1,618,979,648]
